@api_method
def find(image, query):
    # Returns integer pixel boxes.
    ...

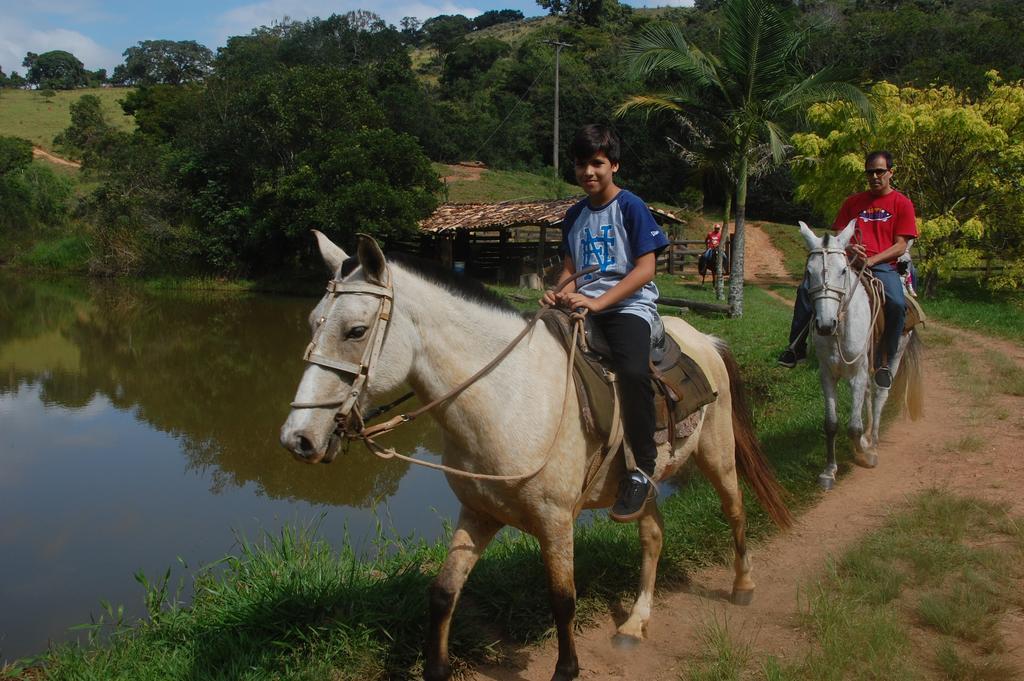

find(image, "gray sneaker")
[610,471,658,523]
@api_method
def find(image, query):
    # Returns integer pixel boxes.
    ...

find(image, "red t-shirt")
[705,230,721,249]
[832,190,918,261]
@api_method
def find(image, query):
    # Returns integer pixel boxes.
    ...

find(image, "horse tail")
[892,330,925,421]
[714,340,794,529]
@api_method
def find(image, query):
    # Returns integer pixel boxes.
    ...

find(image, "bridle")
[805,246,855,311]
[804,245,883,367]
[285,262,605,483]
[288,267,395,436]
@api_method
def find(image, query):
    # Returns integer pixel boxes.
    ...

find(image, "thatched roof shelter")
[419,198,683,234]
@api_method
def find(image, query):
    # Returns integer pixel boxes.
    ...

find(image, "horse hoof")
[817,473,835,491]
[731,589,754,606]
[853,452,878,468]
[612,632,642,650]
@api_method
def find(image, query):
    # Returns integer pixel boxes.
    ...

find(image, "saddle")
[541,310,718,450]
[864,271,927,342]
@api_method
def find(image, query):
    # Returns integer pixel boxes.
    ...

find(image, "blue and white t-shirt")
[560,190,669,326]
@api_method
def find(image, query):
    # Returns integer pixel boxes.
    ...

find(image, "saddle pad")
[540,310,718,442]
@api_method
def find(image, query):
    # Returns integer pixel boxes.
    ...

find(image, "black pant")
[589,311,657,476]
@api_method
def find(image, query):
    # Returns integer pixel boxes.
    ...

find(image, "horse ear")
[312,230,348,276]
[835,219,858,249]
[798,221,821,250]
[356,234,388,286]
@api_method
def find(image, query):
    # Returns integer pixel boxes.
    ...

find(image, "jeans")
[589,311,657,476]
[787,264,905,368]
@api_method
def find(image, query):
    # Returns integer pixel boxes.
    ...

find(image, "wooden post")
[537,224,547,277]
[499,228,510,282]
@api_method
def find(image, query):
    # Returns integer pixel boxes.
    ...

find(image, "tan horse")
[280,233,792,681]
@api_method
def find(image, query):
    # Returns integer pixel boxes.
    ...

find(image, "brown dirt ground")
[32,147,80,169]
[472,230,1024,681]
[441,162,486,184]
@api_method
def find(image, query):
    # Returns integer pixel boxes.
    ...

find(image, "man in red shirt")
[778,150,918,388]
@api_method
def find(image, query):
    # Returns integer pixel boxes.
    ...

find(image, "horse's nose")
[816,319,838,336]
[281,428,318,460]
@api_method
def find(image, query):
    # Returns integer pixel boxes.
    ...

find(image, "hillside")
[0,88,134,151]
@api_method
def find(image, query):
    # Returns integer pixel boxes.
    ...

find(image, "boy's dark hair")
[865,150,893,169]
[569,124,621,164]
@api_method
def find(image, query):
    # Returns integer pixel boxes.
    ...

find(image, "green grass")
[0,87,135,151]
[917,279,1024,347]
[436,163,579,203]
[750,491,1024,681]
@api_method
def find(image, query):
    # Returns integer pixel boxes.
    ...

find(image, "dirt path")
[743,223,796,285]
[473,312,1024,680]
[441,162,485,184]
[32,147,80,169]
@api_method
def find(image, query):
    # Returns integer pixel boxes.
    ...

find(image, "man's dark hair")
[569,124,621,164]
[865,150,893,169]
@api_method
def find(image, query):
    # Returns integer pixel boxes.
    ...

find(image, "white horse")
[280,232,792,681]
[798,221,924,490]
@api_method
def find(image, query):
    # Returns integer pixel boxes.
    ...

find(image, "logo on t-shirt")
[860,208,893,223]
[580,225,617,276]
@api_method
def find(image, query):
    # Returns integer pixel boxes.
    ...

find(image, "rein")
[292,264,601,482]
[805,248,885,367]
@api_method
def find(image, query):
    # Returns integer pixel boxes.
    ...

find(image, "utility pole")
[544,40,571,175]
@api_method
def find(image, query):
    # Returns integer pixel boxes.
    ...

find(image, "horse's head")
[280,231,415,464]
[799,220,857,336]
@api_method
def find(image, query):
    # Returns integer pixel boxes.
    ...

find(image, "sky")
[1,0,692,75]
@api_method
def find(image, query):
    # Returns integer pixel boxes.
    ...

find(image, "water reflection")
[0,275,456,662]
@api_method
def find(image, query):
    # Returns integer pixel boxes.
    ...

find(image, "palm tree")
[617,0,869,316]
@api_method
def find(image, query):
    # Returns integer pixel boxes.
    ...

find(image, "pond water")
[0,275,458,663]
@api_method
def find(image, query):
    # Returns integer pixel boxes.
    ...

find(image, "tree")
[24,50,88,89]
[53,94,127,168]
[473,9,525,30]
[535,0,630,25]
[422,14,473,58]
[619,0,868,316]
[112,40,213,86]
[791,76,1024,292]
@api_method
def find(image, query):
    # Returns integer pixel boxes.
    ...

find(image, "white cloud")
[213,0,483,49]
[0,15,121,73]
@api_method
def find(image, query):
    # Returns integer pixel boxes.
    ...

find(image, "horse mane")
[388,252,520,315]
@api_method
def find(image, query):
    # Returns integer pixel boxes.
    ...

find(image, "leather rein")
[805,247,884,367]
[289,265,601,482]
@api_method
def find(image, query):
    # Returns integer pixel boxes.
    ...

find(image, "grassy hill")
[0,87,134,150]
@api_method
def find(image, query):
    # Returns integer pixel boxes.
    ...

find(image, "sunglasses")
[864,168,890,177]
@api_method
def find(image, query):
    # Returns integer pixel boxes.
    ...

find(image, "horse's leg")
[693,416,754,604]
[818,368,842,487]
[424,507,502,681]
[848,365,876,468]
[868,333,909,450]
[615,503,664,641]
[538,515,580,681]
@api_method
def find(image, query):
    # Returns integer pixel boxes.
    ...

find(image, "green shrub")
[16,235,91,271]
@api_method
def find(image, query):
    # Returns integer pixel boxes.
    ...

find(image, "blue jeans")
[788,264,905,368]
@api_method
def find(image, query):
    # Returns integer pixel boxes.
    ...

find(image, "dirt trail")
[32,147,80,169]
[472,234,1024,680]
